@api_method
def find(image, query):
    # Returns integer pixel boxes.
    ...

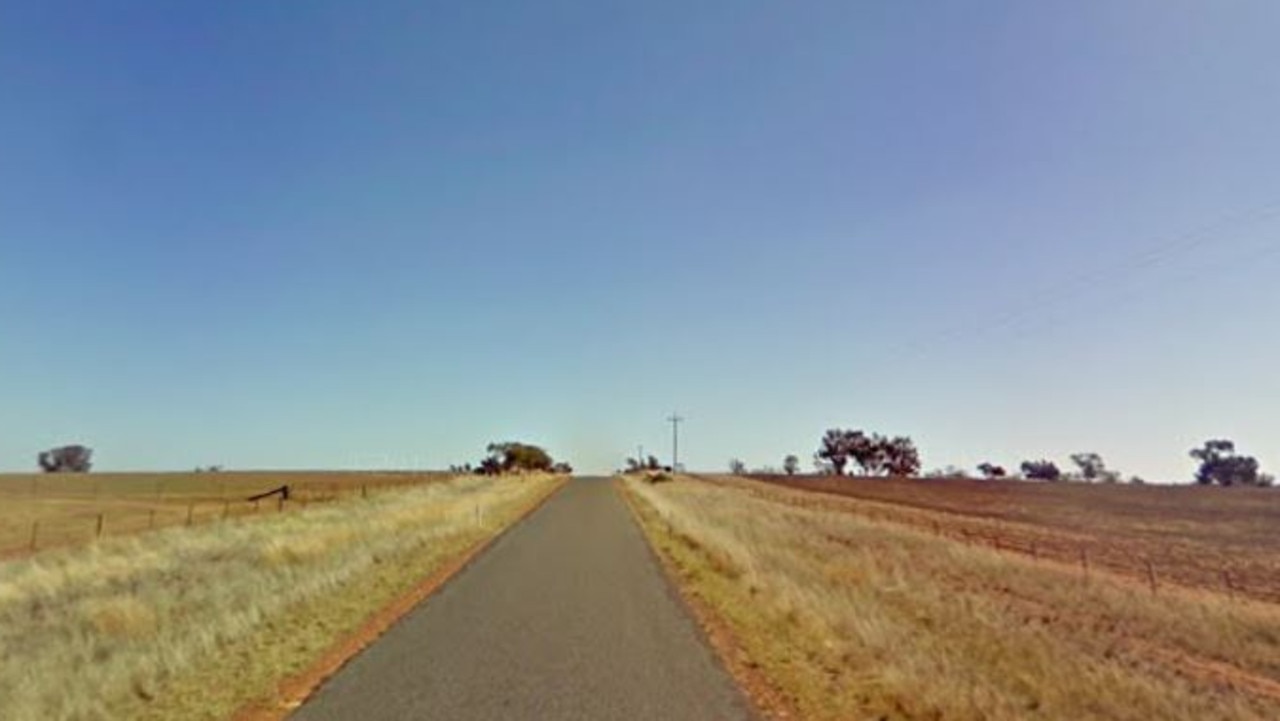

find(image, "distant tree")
[728,458,747,475]
[646,455,662,471]
[849,432,885,475]
[817,429,855,476]
[1189,439,1269,486]
[1128,475,1146,485]
[976,462,1007,479]
[551,461,574,474]
[481,441,556,474]
[1020,460,1062,482]
[783,454,800,476]
[1070,453,1107,482]
[881,436,921,477]
[38,445,92,473]
[925,465,969,479]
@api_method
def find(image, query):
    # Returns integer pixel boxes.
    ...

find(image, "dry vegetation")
[624,474,1280,721]
[0,473,561,721]
[0,471,449,555]
[746,474,1280,602]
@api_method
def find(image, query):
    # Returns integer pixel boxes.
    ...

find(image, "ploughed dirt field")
[733,474,1280,603]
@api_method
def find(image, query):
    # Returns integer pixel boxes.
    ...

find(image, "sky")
[2,1,1278,479]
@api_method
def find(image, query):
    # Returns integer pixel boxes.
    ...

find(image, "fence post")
[96,513,105,539]
[186,503,195,526]
[278,495,285,513]
[1145,559,1157,595]
[29,521,39,551]
[1222,569,1235,599]
[1079,546,1089,579]
[362,484,368,500]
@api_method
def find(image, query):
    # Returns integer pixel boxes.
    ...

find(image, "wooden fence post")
[96,513,105,539]
[1144,559,1158,595]
[278,495,285,513]
[186,503,195,526]
[29,521,39,551]
[1079,546,1089,579]
[1222,569,1235,599]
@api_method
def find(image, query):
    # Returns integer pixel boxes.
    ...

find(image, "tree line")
[732,430,1273,487]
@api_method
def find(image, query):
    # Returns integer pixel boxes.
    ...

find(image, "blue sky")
[2,1,1278,479]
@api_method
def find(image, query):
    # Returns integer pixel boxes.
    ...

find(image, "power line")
[891,198,1280,362]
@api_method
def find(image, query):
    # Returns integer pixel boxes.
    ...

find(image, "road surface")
[291,477,756,721]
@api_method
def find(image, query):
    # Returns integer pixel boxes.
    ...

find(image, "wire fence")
[718,476,1280,605]
[0,474,452,559]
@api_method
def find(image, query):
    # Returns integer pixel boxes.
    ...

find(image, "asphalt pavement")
[290,477,756,721]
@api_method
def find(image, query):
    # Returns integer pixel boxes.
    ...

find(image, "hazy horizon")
[3,2,1278,480]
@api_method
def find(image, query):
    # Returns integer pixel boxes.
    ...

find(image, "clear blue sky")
[2,1,1278,479]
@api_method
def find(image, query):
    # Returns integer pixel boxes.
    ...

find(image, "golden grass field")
[0,472,562,721]
[0,471,450,556]
[748,473,1280,603]
[624,474,1280,721]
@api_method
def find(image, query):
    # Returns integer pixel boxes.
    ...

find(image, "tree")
[1020,460,1062,482]
[881,436,921,476]
[817,429,854,476]
[1070,453,1107,482]
[38,445,92,473]
[977,462,1007,479]
[552,461,574,474]
[783,454,800,476]
[728,458,746,475]
[482,441,556,474]
[1189,439,1270,486]
[646,455,662,471]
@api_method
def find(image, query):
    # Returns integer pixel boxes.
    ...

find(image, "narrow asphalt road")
[290,477,756,721]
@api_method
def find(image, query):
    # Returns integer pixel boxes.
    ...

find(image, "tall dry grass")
[0,473,559,721]
[625,475,1280,721]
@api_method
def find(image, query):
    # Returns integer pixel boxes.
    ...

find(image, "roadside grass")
[624,475,1280,721]
[0,473,561,721]
[744,473,1280,602]
[0,471,448,554]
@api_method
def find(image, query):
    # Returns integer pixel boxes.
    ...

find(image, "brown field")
[739,474,1280,603]
[0,471,451,556]
[625,474,1280,721]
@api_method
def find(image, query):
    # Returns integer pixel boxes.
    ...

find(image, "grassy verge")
[623,475,1280,721]
[0,473,562,721]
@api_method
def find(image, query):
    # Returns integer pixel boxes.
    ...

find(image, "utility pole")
[667,413,684,471]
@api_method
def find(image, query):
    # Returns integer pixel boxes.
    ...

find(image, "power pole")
[667,413,684,471]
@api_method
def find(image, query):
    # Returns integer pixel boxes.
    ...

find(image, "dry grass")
[0,473,561,721]
[625,475,1280,721]
[0,471,449,555]
[744,474,1280,602]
